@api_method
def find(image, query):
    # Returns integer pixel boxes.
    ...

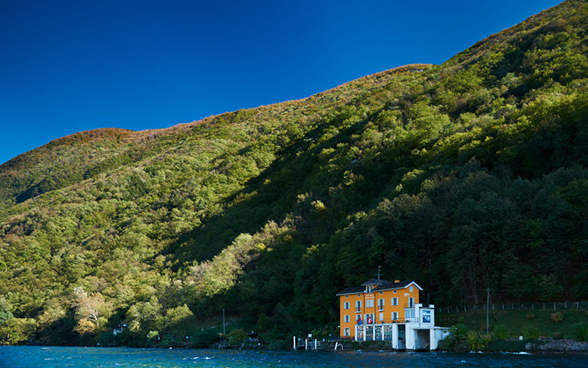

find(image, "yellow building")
[337,279,421,338]
[336,278,449,350]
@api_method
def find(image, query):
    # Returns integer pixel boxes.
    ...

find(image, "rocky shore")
[533,339,588,352]
[323,338,588,353]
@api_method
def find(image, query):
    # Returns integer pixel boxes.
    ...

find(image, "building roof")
[336,279,422,296]
[361,278,383,286]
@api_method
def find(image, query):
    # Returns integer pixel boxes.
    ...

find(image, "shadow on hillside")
[162,106,401,270]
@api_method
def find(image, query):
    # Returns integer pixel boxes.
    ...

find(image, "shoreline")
[7,338,588,354]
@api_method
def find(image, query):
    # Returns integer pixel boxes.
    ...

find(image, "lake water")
[0,346,587,367]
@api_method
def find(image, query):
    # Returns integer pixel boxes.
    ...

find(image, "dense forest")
[1,0,588,346]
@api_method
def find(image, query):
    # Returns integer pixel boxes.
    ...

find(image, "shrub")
[256,314,270,332]
[194,329,221,348]
[227,328,249,342]
[466,331,478,350]
[466,331,491,351]
[552,332,563,340]
[98,332,119,346]
[551,312,564,323]
[442,324,468,352]
[479,323,489,332]
[377,340,388,350]
[573,323,588,342]
[147,330,159,342]
[524,327,541,340]
[493,325,509,341]
[268,338,291,349]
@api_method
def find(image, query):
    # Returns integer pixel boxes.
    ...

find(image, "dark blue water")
[0,346,587,367]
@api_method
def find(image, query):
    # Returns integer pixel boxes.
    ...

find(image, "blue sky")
[0,0,562,165]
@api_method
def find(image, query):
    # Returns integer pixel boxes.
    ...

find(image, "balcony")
[358,318,409,325]
[404,307,416,323]
[404,303,433,308]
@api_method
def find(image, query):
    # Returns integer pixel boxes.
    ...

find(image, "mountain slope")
[1,0,588,345]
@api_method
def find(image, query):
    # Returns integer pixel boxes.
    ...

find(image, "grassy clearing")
[437,307,588,339]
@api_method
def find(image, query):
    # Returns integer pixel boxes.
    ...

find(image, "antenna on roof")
[377,265,381,281]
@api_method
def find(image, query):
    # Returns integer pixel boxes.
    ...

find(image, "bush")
[493,325,509,341]
[147,330,159,342]
[442,324,468,351]
[552,332,563,340]
[268,338,291,349]
[573,323,588,342]
[551,312,563,323]
[466,331,491,351]
[118,328,142,347]
[256,314,270,332]
[524,327,541,340]
[227,328,249,343]
[98,332,119,346]
[194,329,221,348]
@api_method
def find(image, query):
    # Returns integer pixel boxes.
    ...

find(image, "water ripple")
[0,346,587,368]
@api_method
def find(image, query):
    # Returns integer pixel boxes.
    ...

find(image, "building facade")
[336,279,449,350]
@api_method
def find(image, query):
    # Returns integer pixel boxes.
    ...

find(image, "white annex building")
[354,302,450,350]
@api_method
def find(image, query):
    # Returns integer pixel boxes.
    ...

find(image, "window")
[393,290,397,293]
[422,310,431,323]
[379,313,384,321]
[410,286,414,292]
[365,313,374,324]
[355,300,362,312]
[345,295,349,298]
[392,312,398,321]
[408,297,415,308]
[344,328,350,336]
[366,299,374,308]
[357,294,361,297]
[377,299,385,311]
[344,302,350,310]
[344,315,350,323]
[391,297,398,306]
[379,291,383,295]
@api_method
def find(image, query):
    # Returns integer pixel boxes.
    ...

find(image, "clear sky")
[0,0,563,165]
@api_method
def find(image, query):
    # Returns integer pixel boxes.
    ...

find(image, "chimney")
[394,280,400,283]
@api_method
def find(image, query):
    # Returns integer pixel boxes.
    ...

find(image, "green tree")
[0,297,14,324]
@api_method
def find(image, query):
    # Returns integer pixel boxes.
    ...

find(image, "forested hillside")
[1,0,588,346]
